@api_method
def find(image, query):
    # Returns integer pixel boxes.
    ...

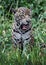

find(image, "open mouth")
[21,24,29,30]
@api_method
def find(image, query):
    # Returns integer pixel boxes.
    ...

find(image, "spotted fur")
[12,7,34,50]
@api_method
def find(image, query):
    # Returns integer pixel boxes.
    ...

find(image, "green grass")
[0,15,46,65]
[0,0,46,65]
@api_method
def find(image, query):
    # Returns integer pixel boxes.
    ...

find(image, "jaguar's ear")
[10,8,18,13]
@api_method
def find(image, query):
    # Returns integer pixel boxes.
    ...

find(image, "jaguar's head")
[12,7,32,31]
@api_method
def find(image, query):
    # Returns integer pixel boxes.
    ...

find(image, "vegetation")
[0,0,46,65]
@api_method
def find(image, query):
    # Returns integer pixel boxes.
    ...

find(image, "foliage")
[0,0,46,65]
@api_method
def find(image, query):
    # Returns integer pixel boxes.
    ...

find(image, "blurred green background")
[0,0,46,65]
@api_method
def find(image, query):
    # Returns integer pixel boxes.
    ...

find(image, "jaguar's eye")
[17,23,19,26]
[13,29,16,32]
[17,22,20,26]
[26,20,31,23]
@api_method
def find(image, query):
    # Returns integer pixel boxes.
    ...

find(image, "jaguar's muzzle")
[20,24,29,30]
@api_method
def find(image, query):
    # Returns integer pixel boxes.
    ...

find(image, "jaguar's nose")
[23,21,28,25]
[20,19,29,25]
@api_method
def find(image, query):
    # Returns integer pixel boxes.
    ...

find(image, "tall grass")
[0,0,46,65]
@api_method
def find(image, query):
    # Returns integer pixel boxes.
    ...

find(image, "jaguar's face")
[14,7,31,30]
[20,15,31,30]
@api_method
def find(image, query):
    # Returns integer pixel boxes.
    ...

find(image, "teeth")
[20,24,28,30]
[22,25,27,30]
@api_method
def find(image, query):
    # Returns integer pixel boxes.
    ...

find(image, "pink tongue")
[22,26,27,30]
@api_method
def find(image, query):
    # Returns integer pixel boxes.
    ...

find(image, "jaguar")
[12,7,34,51]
